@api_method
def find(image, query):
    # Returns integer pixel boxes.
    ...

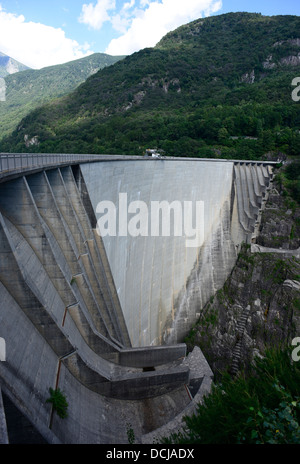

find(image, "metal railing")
[0,153,279,180]
[0,153,103,176]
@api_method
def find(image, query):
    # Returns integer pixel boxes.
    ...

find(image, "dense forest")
[1,12,300,162]
[0,53,124,139]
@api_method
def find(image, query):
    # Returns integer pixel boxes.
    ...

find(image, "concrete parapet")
[141,346,213,443]
[117,344,186,368]
[62,351,189,400]
[104,366,189,400]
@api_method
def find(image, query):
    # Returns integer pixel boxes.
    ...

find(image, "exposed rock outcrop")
[186,173,300,378]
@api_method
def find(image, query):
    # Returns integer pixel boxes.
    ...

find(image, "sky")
[0,0,299,70]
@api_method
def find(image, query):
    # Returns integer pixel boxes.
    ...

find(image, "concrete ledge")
[118,344,186,368]
[251,244,300,258]
[141,347,214,444]
[101,366,190,400]
[140,376,213,443]
[62,352,189,400]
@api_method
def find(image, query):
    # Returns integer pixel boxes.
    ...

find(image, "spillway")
[0,155,274,443]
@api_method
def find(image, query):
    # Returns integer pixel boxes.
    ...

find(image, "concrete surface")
[0,157,273,443]
[0,387,8,444]
[81,159,272,346]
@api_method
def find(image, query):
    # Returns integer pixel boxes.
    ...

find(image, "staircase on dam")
[0,154,274,444]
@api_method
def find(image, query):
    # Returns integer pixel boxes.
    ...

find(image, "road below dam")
[0,155,274,443]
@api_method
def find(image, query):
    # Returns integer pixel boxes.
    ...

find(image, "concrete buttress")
[0,157,273,443]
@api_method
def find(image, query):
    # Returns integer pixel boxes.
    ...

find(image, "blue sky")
[0,0,299,69]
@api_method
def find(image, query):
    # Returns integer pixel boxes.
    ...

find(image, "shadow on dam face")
[0,157,273,444]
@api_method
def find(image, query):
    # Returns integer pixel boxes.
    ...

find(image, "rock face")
[186,176,300,377]
[256,189,300,251]
[0,52,30,78]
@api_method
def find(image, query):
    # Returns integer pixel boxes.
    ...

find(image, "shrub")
[46,387,68,419]
[126,423,136,444]
[238,384,300,444]
[160,348,300,444]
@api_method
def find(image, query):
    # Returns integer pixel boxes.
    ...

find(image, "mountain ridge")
[0,52,125,139]
[0,51,30,78]
[1,12,300,159]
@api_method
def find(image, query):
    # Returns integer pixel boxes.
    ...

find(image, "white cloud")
[0,5,93,69]
[79,0,116,30]
[123,1,136,10]
[105,0,222,55]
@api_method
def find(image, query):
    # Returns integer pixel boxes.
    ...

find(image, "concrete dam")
[0,154,274,444]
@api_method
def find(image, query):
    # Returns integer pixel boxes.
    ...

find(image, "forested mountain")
[1,12,300,159]
[0,53,124,139]
[0,51,30,78]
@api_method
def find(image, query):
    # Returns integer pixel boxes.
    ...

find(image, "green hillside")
[0,53,124,139]
[1,12,300,159]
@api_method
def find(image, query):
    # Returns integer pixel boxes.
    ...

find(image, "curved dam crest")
[0,155,273,443]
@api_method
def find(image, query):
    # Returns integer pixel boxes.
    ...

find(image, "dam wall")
[80,159,273,347]
[0,156,273,443]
